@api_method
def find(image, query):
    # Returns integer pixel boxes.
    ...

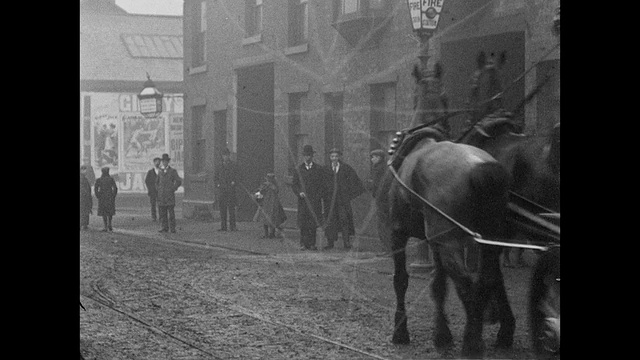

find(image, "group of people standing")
[80,153,183,233]
[80,164,118,232]
[82,144,389,253]
[292,145,387,251]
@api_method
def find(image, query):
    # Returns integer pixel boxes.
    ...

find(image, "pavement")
[82,196,435,278]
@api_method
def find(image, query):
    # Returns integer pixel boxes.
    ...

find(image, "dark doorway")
[324,92,344,165]
[236,63,275,221]
[441,32,525,137]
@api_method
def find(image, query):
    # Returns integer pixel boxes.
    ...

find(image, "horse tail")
[468,161,510,239]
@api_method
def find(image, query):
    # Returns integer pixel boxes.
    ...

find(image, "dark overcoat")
[95,175,118,216]
[156,166,182,206]
[253,180,287,228]
[370,161,387,198]
[80,174,93,214]
[292,162,326,229]
[214,161,239,203]
[324,161,365,236]
[145,168,158,197]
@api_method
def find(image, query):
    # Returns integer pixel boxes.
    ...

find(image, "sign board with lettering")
[406,0,445,34]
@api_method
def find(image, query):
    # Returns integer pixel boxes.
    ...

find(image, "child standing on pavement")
[253,173,287,238]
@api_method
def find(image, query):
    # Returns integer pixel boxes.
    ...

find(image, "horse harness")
[386,121,559,252]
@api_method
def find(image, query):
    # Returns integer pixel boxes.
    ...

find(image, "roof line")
[81,12,182,19]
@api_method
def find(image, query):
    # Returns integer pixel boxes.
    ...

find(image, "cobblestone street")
[80,205,537,359]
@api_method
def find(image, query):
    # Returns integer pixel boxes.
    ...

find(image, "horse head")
[470,51,507,122]
[412,62,450,134]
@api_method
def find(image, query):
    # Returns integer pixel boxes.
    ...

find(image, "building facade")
[80,0,185,193]
[182,0,559,234]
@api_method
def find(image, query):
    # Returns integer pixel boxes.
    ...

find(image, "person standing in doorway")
[324,148,365,250]
[367,149,392,256]
[214,148,238,231]
[292,145,326,250]
[145,157,161,221]
[80,165,93,230]
[94,167,118,232]
[156,153,182,233]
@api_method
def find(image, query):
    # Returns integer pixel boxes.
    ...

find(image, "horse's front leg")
[391,229,410,344]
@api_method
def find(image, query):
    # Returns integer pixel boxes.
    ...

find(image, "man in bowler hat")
[324,148,365,250]
[156,153,182,233]
[292,145,326,250]
[145,157,161,221]
[214,148,239,231]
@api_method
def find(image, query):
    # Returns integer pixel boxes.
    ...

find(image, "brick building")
[181,0,559,235]
[80,0,185,193]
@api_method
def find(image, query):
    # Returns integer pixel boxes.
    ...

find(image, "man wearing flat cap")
[156,153,182,233]
[323,148,365,250]
[214,148,239,231]
[291,145,326,250]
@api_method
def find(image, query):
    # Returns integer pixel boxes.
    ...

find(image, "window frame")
[288,0,309,47]
[245,0,264,38]
[191,1,207,67]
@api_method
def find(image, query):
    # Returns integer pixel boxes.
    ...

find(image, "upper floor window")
[332,0,391,46]
[245,0,263,38]
[341,0,360,15]
[288,0,308,46]
[192,1,207,66]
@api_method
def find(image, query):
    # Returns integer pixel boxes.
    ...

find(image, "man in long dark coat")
[156,153,182,233]
[292,145,326,250]
[145,157,161,221]
[214,148,239,231]
[95,167,118,232]
[324,148,365,250]
[80,165,93,230]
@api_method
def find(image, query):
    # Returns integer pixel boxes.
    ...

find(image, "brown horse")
[384,133,514,358]
[458,51,560,358]
[376,63,517,358]
[459,51,560,247]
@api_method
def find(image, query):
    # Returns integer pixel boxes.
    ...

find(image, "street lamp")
[406,0,445,271]
[406,0,445,72]
[138,73,163,118]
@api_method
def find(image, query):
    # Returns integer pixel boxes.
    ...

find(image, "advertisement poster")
[84,92,184,193]
[122,114,166,171]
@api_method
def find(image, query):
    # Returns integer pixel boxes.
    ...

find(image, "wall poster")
[82,92,184,193]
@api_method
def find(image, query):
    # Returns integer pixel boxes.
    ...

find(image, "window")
[370,83,397,152]
[288,93,306,174]
[245,0,263,37]
[332,0,390,46]
[288,0,308,46]
[192,1,207,66]
[324,93,344,163]
[342,0,360,15]
[192,105,206,173]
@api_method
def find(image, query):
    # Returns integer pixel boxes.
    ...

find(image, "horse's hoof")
[434,331,454,350]
[392,332,410,344]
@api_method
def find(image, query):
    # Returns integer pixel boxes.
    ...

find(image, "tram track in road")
[81,258,394,360]
[112,227,431,281]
